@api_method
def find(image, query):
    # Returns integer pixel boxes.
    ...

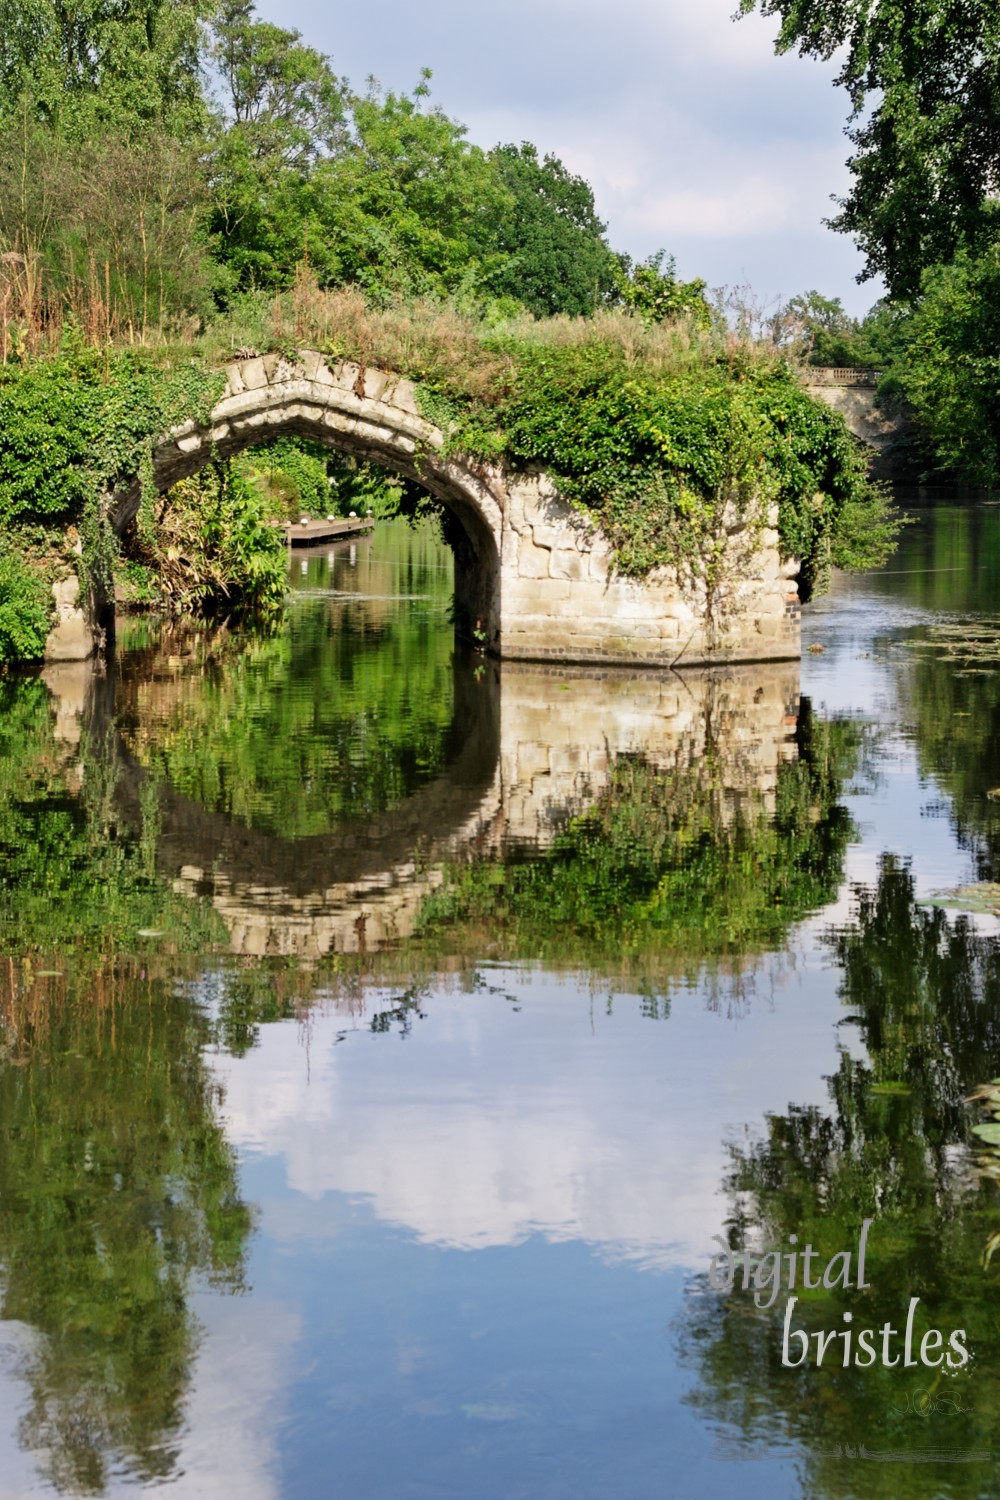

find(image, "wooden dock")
[281,516,376,548]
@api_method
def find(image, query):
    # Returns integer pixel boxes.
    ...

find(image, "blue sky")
[258,0,881,317]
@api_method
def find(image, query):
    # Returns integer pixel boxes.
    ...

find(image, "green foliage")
[0,975,252,1494]
[211,69,513,302]
[859,297,918,369]
[211,0,345,157]
[491,344,776,584]
[739,0,1000,298]
[886,245,1000,485]
[132,458,287,617]
[311,76,512,303]
[423,333,899,596]
[208,0,348,293]
[126,532,455,838]
[479,142,622,317]
[0,345,224,638]
[0,0,214,140]
[0,678,249,1489]
[617,250,712,329]
[0,676,226,958]
[747,364,904,595]
[240,434,332,519]
[114,556,160,606]
[0,111,217,337]
[236,437,403,523]
[0,344,221,528]
[779,289,880,368]
[0,544,50,663]
[328,454,405,518]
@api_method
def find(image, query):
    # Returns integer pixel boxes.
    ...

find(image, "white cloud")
[209,964,846,1271]
[602,178,801,239]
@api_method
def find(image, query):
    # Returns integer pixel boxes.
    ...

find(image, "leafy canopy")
[739,0,1000,298]
[888,244,1000,485]
[0,0,214,138]
[480,142,621,317]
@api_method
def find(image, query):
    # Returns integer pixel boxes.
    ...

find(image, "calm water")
[4,510,1000,1498]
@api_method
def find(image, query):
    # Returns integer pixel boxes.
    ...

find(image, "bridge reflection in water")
[46,647,802,966]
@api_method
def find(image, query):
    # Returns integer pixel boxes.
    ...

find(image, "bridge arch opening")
[111,354,503,651]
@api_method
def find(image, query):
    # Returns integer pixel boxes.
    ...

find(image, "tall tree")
[211,0,346,165]
[775,289,875,366]
[481,142,621,317]
[887,245,1000,484]
[0,0,214,138]
[739,0,1000,298]
[207,0,348,290]
[305,76,512,301]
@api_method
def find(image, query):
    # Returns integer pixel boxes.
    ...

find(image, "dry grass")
[0,245,191,363]
[204,273,515,397]
[0,258,774,400]
[200,267,756,398]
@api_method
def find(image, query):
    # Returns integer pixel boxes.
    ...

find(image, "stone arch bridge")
[49,349,800,666]
[801,367,907,474]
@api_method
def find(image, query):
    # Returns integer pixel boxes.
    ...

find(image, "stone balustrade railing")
[803,367,882,387]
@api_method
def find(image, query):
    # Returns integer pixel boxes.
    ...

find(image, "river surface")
[3,506,1000,1498]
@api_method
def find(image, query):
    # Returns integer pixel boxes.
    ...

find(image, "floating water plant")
[922,884,1000,916]
[907,621,1000,671]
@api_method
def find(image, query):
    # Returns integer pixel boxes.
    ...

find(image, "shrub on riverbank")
[123,463,287,619]
[0,548,51,665]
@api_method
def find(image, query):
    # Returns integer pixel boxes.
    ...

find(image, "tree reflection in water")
[682,856,1000,1498]
[0,677,252,1495]
[0,615,866,1493]
[0,969,253,1496]
[412,702,860,987]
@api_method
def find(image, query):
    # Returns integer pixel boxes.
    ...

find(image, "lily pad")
[922,884,1000,916]
[136,929,164,938]
[972,1123,1000,1145]
[905,620,1000,669]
